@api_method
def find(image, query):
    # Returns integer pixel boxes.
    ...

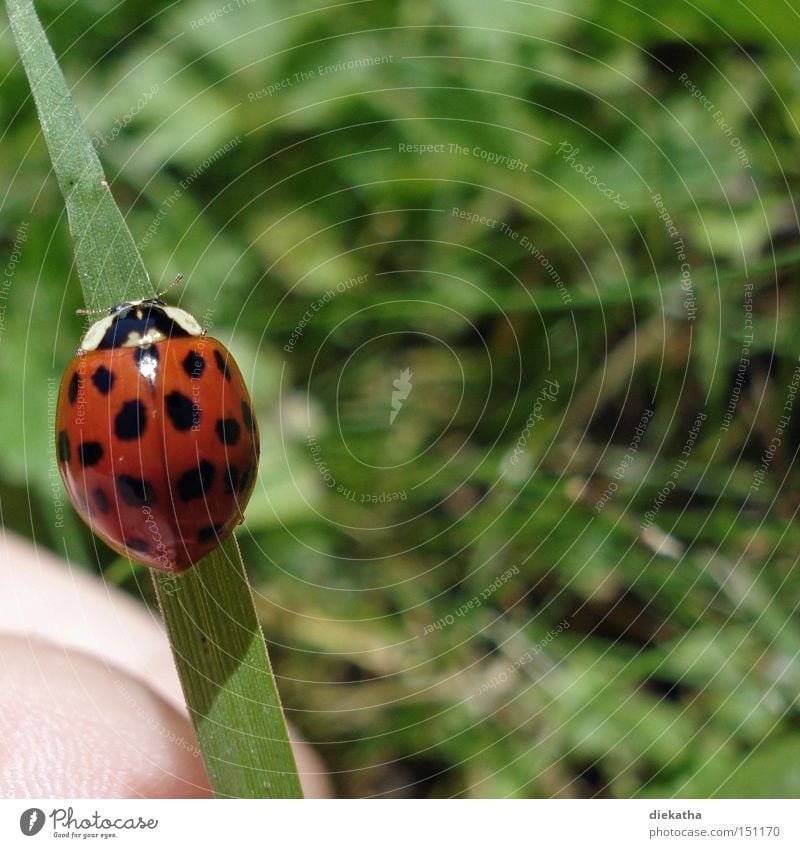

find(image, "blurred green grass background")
[3,0,800,797]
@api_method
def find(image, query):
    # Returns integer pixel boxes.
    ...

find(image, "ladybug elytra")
[55,296,259,573]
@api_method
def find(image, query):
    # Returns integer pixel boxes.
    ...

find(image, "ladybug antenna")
[155,273,184,300]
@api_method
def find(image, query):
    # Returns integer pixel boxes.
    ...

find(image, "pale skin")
[0,532,328,798]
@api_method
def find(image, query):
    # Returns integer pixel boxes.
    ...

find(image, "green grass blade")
[6,0,151,308]
[5,0,303,798]
[155,542,303,798]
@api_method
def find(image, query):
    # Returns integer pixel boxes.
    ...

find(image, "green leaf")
[5,0,302,798]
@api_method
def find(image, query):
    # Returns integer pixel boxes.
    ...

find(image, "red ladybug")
[56,296,259,573]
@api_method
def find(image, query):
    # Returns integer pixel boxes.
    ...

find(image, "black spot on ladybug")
[165,391,198,431]
[215,417,241,445]
[241,401,254,434]
[68,372,79,404]
[238,463,255,494]
[176,460,215,502]
[224,465,241,495]
[57,430,71,464]
[115,399,147,440]
[92,487,110,514]
[116,474,156,507]
[78,440,104,467]
[197,523,223,544]
[183,350,206,378]
[91,365,115,395]
[124,537,149,553]
[214,349,232,381]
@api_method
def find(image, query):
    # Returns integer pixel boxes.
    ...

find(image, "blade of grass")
[6,0,303,798]
[6,0,150,308]
[155,542,303,798]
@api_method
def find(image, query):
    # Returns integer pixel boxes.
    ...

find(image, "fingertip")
[0,635,212,798]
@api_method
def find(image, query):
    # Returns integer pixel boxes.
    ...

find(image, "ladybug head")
[105,296,165,315]
[79,298,203,352]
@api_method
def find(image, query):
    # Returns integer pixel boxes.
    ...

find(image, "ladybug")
[55,294,259,573]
